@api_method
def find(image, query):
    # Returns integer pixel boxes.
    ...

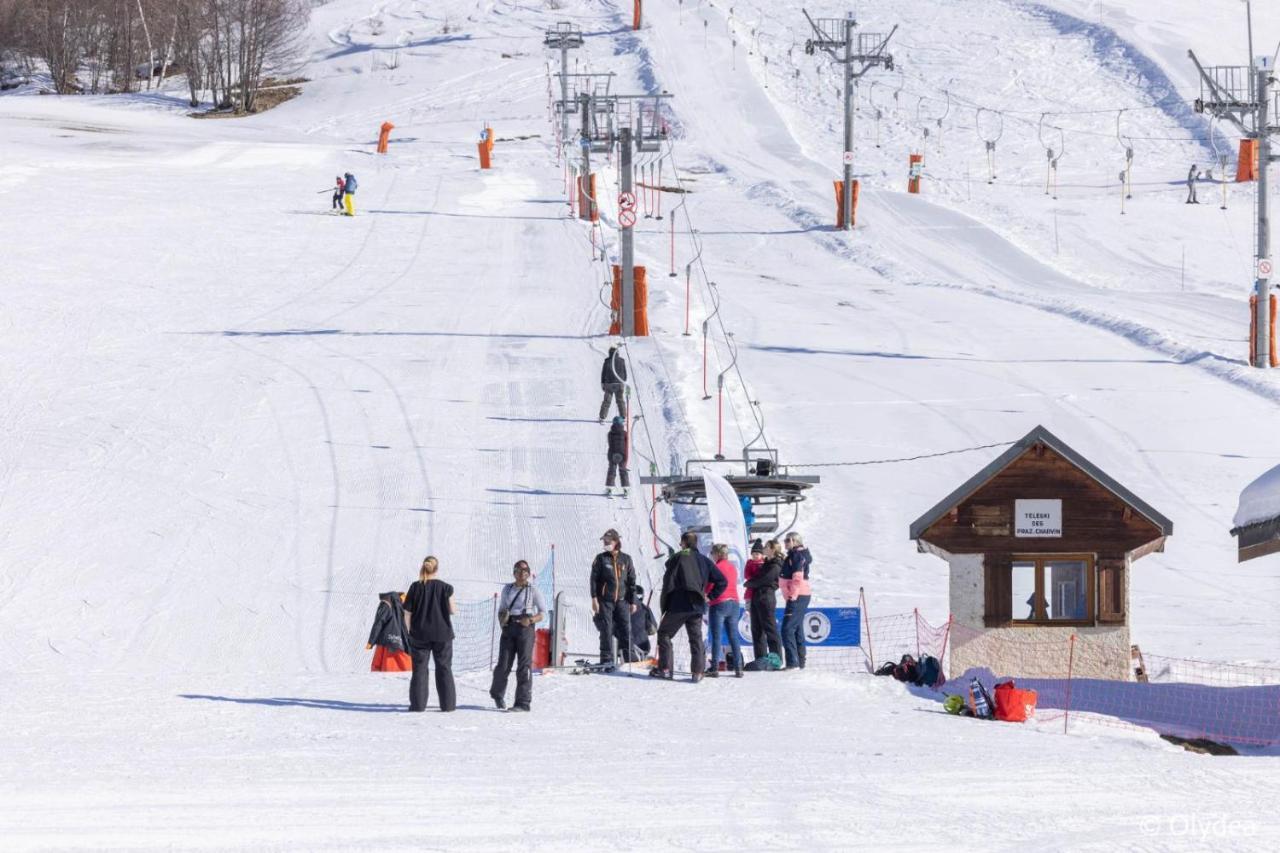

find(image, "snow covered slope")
[2,0,1279,847]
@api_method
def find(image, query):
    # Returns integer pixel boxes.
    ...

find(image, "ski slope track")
[1,0,1278,848]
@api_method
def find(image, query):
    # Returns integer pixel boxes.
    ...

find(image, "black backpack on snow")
[913,655,945,689]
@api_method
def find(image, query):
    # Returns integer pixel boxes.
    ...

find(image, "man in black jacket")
[590,529,637,664]
[605,416,630,497]
[653,531,727,682]
[598,346,628,422]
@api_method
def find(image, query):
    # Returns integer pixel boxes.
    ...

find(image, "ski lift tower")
[544,22,584,146]
[585,90,672,336]
[616,93,671,337]
[641,447,820,536]
[802,9,897,231]
[1189,2,1280,368]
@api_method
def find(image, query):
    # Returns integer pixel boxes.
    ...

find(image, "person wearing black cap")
[628,584,658,660]
[489,560,547,712]
[590,529,636,664]
[652,531,727,682]
[599,346,628,422]
[743,539,783,670]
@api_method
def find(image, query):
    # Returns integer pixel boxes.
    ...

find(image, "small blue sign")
[724,606,860,647]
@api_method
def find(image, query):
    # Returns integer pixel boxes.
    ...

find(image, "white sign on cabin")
[1014,499,1062,537]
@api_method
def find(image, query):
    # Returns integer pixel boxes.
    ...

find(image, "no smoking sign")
[1260,258,1274,279]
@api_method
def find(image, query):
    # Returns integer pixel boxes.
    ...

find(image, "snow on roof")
[1232,463,1280,530]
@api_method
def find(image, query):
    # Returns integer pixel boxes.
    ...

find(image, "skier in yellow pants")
[342,171,358,216]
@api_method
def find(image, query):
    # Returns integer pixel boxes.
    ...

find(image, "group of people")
[365,554,548,713]
[364,528,815,711]
[331,172,358,216]
[590,528,814,681]
[599,346,630,497]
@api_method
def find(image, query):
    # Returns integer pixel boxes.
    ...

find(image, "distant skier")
[599,346,628,422]
[652,531,726,682]
[1186,164,1199,204]
[332,175,346,211]
[343,171,358,216]
[402,556,457,712]
[489,559,547,712]
[743,539,783,670]
[365,591,411,672]
[779,533,812,670]
[590,529,637,665]
[605,415,630,497]
[629,584,658,660]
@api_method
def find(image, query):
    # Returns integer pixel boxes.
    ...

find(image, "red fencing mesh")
[862,601,1280,748]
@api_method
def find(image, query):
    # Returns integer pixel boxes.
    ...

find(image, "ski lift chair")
[640,447,819,536]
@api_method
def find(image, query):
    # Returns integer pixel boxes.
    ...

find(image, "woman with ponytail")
[402,556,458,712]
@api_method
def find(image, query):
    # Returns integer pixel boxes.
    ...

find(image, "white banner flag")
[702,470,748,574]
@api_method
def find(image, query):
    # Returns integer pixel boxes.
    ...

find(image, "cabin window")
[1008,556,1093,623]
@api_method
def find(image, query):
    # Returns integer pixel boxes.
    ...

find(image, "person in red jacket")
[706,543,743,677]
[744,539,783,669]
[743,539,764,605]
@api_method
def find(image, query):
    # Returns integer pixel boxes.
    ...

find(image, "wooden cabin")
[909,426,1173,681]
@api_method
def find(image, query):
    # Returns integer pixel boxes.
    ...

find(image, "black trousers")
[409,640,456,712]
[657,609,706,675]
[749,593,781,661]
[606,454,630,488]
[595,599,631,663]
[490,622,535,708]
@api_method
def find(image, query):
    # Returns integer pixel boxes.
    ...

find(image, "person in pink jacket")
[706,544,743,677]
[778,533,813,669]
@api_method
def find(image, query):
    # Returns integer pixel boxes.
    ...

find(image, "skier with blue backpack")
[342,171,358,216]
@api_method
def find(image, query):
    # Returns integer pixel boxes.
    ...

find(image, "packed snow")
[1234,463,1280,529]
[2,0,1279,848]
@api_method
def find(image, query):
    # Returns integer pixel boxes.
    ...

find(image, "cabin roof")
[909,425,1174,541]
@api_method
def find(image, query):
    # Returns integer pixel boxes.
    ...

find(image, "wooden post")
[1063,633,1076,734]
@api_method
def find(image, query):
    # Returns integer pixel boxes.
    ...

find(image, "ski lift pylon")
[976,107,1003,183]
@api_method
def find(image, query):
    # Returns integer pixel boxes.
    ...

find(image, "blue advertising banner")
[725,606,861,647]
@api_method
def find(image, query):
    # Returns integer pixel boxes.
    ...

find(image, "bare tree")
[2,0,309,108]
